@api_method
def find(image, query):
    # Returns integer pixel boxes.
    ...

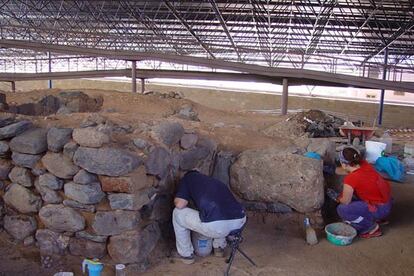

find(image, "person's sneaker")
[360,224,382,239]
[171,251,195,264]
[213,247,225,258]
[376,219,390,226]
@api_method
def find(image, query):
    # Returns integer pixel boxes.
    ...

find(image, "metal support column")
[281,78,289,115]
[378,48,388,125]
[141,78,145,94]
[11,81,16,93]
[131,60,137,93]
[48,52,52,89]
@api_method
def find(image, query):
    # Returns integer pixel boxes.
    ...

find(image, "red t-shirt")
[344,160,391,204]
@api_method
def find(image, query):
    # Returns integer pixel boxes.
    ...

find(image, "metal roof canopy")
[0,0,413,75]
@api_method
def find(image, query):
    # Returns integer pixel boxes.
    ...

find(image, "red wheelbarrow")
[339,126,377,144]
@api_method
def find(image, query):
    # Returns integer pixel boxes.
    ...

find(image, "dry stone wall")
[0,113,219,269]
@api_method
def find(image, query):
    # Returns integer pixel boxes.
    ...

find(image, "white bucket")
[191,231,212,257]
[365,141,386,164]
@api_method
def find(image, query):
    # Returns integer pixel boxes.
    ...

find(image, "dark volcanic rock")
[73,147,142,176]
[47,127,73,152]
[0,121,33,140]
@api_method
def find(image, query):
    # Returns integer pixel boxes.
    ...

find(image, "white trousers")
[172,207,246,257]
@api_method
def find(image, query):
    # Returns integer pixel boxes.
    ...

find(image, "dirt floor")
[0,89,413,275]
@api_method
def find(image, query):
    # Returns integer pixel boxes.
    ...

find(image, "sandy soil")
[0,88,413,276]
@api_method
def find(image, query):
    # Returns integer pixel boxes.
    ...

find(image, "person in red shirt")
[335,147,392,238]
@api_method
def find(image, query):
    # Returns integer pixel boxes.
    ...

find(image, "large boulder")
[64,182,105,204]
[99,167,155,193]
[307,138,336,164]
[4,184,42,213]
[47,127,73,152]
[42,152,80,179]
[39,204,85,232]
[75,231,107,243]
[73,147,142,176]
[152,122,184,146]
[63,142,79,159]
[179,137,217,174]
[107,223,161,264]
[38,173,64,190]
[8,166,33,187]
[69,238,107,259]
[4,215,37,240]
[57,91,103,113]
[0,114,15,128]
[92,210,140,236]
[230,147,324,213]
[11,152,42,168]
[10,128,48,154]
[72,128,110,148]
[145,147,171,179]
[35,229,70,255]
[0,159,13,180]
[180,133,198,149]
[0,120,33,140]
[212,151,234,187]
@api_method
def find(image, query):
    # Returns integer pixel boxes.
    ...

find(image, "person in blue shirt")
[173,170,246,264]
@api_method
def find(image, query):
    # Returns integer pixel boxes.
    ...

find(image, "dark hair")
[341,147,361,166]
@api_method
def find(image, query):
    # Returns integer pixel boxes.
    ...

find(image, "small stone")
[10,128,48,154]
[133,138,149,150]
[0,141,10,157]
[4,215,37,240]
[35,229,70,255]
[63,141,79,159]
[73,169,98,185]
[39,173,64,190]
[92,210,140,236]
[47,127,73,152]
[3,184,42,213]
[152,121,185,146]
[69,238,107,259]
[64,182,105,204]
[0,120,33,140]
[180,133,198,149]
[72,127,110,148]
[35,180,63,204]
[0,159,13,180]
[42,152,80,179]
[108,189,154,211]
[75,231,107,243]
[23,235,35,246]
[39,204,85,233]
[63,199,96,213]
[11,152,42,168]
[8,166,33,187]
[73,147,142,177]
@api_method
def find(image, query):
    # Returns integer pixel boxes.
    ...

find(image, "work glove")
[326,188,339,202]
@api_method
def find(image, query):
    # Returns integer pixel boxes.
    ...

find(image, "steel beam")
[11,81,16,93]
[163,1,216,59]
[131,60,137,93]
[141,78,145,93]
[1,39,414,93]
[48,51,52,89]
[209,0,241,61]
[281,78,289,115]
[378,48,388,125]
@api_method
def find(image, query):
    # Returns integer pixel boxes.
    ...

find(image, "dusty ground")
[0,89,413,276]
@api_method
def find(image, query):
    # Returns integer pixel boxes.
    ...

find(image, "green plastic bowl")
[325,222,357,246]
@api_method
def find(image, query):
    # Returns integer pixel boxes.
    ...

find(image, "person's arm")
[337,184,354,205]
[174,197,188,209]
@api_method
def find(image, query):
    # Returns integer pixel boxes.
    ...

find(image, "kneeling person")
[173,170,246,264]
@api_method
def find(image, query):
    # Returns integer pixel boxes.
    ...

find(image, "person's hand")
[326,188,339,202]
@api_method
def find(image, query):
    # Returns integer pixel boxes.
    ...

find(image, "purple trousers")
[337,200,392,233]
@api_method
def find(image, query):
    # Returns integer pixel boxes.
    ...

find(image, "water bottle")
[379,131,393,154]
[191,231,212,257]
[304,217,318,245]
[82,259,103,276]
